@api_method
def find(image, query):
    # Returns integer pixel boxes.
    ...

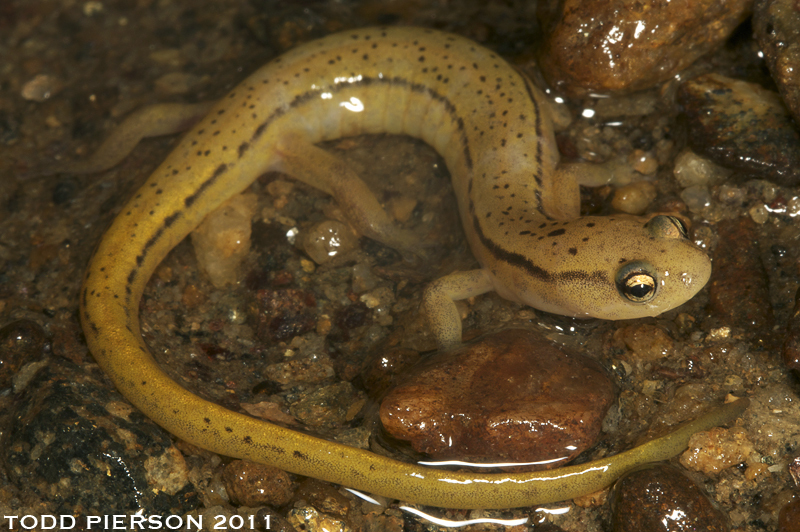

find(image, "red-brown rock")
[379,329,616,469]
[611,465,729,531]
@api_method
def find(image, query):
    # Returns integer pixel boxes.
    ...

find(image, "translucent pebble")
[692,225,717,252]
[680,185,712,213]
[191,193,258,287]
[21,74,61,102]
[673,149,732,187]
[611,180,657,215]
[627,149,658,176]
[748,204,770,224]
[718,185,745,204]
[787,196,800,217]
[302,220,358,264]
[351,263,377,293]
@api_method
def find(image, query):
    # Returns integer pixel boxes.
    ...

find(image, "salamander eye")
[616,262,657,303]
[646,215,688,239]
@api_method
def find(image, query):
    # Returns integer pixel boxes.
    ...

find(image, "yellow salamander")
[74,27,729,509]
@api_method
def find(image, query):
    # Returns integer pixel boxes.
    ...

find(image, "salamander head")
[502,214,712,320]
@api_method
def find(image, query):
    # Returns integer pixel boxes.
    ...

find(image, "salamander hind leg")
[275,137,426,262]
[32,102,215,176]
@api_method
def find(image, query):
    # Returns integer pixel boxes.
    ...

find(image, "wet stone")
[379,329,616,468]
[612,465,728,531]
[537,0,751,96]
[754,0,800,125]
[293,478,351,517]
[678,73,800,186]
[707,217,774,337]
[222,460,295,507]
[3,357,197,516]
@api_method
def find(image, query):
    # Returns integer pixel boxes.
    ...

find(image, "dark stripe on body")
[248,75,473,170]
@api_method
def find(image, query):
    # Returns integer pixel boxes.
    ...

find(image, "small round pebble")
[611,180,657,215]
[612,465,728,531]
[222,460,295,507]
[302,220,358,264]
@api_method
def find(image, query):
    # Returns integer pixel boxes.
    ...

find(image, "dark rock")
[754,0,800,125]
[2,357,197,516]
[612,465,729,532]
[707,217,774,336]
[678,73,800,186]
[538,0,751,96]
[379,329,616,469]
[361,346,422,398]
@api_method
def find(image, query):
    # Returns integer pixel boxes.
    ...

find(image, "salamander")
[71,27,729,509]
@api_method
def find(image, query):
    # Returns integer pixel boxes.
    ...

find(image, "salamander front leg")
[275,137,425,261]
[422,269,494,350]
[35,102,215,176]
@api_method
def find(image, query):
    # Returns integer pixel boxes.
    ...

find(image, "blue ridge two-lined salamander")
[68,27,733,509]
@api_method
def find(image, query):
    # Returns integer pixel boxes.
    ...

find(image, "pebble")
[0,319,47,390]
[782,287,800,372]
[379,329,616,467]
[289,382,365,429]
[707,218,774,338]
[222,460,295,507]
[288,507,350,532]
[611,180,657,215]
[611,465,728,532]
[537,0,751,96]
[678,74,800,186]
[191,193,258,287]
[21,74,61,102]
[753,0,800,125]
[680,185,712,214]
[679,426,753,475]
[293,478,351,517]
[361,346,422,398]
[673,149,733,188]
[613,323,674,362]
[302,220,359,264]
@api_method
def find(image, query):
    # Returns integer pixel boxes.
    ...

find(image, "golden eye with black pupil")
[645,215,689,240]
[616,262,657,303]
